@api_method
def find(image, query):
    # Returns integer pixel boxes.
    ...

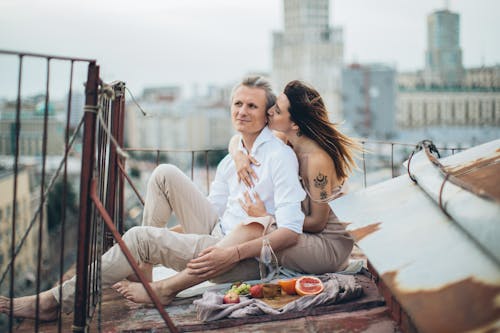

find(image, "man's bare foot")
[0,290,59,321]
[126,262,153,283]
[112,280,174,305]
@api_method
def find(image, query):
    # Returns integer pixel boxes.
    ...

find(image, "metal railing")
[0,49,96,332]
[120,142,465,207]
[0,50,183,333]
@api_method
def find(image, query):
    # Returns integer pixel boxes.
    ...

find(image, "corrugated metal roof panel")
[331,139,500,333]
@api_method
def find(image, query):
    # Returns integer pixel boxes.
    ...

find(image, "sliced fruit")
[278,278,297,295]
[295,276,324,296]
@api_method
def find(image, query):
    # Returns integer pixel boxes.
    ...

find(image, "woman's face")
[267,93,294,133]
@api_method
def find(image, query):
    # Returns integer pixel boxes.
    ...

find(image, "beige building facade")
[0,169,41,289]
[397,90,500,128]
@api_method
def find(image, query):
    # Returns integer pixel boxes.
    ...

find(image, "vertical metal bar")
[205,150,209,194]
[8,54,23,333]
[117,86,126,235]
[391,143,395,178]
[156,150,160,166]
[191,151,195,180]
[91,95,105,312]
[88,96,101,315]
[74,62,99,332]
[105,85,121,248]
[58,60,74,333]
[362,141,367,188]
[95,95,109,310]
[35,57,51,331]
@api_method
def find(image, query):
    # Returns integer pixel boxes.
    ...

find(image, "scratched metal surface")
[331,139,500,333]
[408,139,500,263]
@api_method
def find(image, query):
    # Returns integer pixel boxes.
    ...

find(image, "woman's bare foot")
[126,262,153,283]
[0,290,59,321]
[112,280,174,305]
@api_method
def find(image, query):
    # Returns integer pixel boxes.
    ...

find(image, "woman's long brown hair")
[284,80,362,180]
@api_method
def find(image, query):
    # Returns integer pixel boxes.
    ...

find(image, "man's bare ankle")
[151,281,175,304]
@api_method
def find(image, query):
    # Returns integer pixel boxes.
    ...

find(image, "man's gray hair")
[231,76,276,110]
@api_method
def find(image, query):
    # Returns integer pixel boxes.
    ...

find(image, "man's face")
[231,86,268,136]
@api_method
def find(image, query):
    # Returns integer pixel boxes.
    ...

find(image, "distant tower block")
[272,0,344,121]
[424,7,464,87]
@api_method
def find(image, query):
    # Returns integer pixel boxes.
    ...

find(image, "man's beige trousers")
[52,164,259,313]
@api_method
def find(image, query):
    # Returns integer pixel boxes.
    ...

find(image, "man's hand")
[186,246,239,279]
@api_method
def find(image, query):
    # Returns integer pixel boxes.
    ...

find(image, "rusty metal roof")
[331,139,500,333]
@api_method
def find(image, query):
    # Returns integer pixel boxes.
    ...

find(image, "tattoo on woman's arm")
[313,172,328,190]
[320,191,328,200]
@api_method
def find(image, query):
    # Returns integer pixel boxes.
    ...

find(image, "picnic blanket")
[193,273,363,321]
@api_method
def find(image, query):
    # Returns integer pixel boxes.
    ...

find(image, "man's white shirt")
[208,126,306,235]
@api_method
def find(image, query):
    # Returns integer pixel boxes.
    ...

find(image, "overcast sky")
[1,0,499,99]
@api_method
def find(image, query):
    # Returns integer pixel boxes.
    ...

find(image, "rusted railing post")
[117,84,126,235]
[105,82,125,249]
[74,62,99,332]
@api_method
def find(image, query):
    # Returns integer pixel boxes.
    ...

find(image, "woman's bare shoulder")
[305,149,334,171]
[303,149,341,186]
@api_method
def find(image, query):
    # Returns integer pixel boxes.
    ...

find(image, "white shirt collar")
[237,126,274,155]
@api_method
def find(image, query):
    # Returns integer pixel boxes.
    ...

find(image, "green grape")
[228,282,251,295]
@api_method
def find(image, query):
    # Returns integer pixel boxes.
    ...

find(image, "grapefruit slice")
[295,276,324,296]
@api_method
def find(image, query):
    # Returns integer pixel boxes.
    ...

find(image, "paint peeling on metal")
[349,222,382,242]
[331,138,500,333]
[382,271,500,333]
[445,153,500,202]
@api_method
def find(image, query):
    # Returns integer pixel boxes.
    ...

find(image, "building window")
[321,30,330,42]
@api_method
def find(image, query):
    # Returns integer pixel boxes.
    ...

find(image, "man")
[0,76,306,320]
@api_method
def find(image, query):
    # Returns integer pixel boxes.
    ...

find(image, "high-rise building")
[273,0,343,121]
[424,9,464,87]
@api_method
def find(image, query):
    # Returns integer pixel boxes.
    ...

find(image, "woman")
[229,80,361,274]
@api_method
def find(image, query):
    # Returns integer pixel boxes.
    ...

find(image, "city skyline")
[1,0,499,99]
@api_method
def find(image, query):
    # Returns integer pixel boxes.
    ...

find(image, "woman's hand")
[239,191,267,217]
[234,151,260,187]
[186,246,239,279]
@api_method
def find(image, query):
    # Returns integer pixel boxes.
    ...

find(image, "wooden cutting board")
[260,293,302,309]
